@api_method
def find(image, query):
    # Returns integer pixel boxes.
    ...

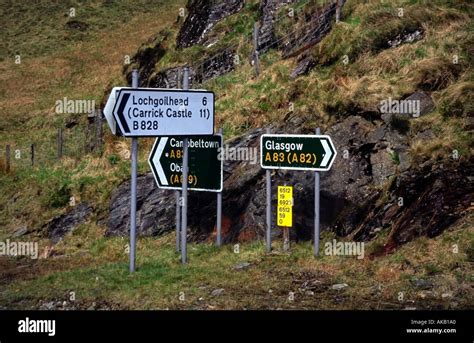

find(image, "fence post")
[5,145,10,173]
[95,109,103,156]
[30,143,35,167]
[57,128,63,159]
[253,22,260,77]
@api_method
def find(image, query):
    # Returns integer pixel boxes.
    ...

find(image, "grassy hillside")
[0,0,472,309]
[0,0,186,234]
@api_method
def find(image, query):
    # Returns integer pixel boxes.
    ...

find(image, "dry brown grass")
[0,2,184,140]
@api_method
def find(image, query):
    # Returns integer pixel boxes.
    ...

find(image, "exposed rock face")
[108,174,179,237]
[122,32,169,88]
[381,91,436,125]
[176,0,245,49]
[351,158,473,250]
[46,203,93,243]
[149,49,236,88]
[258,0,345,56]
[281,1,339,58]
[107,112,474,249]
[257,0,298,53]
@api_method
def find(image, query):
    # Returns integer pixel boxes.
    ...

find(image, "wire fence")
[0,113,104,174]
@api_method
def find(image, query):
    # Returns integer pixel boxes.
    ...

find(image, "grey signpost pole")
[265,128,272,252]
[174,80,181,253]
[181,67,190,264]
[175,191,181,252]
[314,127,321,257]
[216,128,223,247]
[129,69,139,273]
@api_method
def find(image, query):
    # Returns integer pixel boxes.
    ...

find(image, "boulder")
[404,91,435,117]
[290,56,316,79]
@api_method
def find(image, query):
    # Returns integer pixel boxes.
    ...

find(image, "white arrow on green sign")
[260,134,337,171]
[148,135,223,192]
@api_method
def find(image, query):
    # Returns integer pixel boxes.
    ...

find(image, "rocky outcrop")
[46,203,93,243]
[122,32,170,87]
[176,0,245,49]
[281,1,339,58]
[148,49,236,88]
[259,0,344,57]
[106,112,472,248]
[381,91,436,126]
[351,158,473,251]
[108,174,179,237]
[257,0,298,53]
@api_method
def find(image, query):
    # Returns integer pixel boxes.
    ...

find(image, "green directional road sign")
[260,134,337,171]
[148,135,223,192]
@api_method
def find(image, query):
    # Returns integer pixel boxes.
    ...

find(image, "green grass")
[1,0,178,60]
[1,220,472,310]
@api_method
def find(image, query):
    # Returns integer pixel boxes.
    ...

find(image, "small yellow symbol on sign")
[277,186,293,227]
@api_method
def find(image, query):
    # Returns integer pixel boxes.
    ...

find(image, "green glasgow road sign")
[148,135,223,192]
[260,134,337,171]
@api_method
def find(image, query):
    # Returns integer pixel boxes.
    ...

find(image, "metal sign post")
[181,67,190,264]
[260,130,336,257]
[216,128,223,247]
[314,128,321,256]
[265,128,272,252]
[175,191,181,252]
[129,69,139,273]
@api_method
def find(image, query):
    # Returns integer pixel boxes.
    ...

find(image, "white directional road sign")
[109,88,214,137]
[103,86,123,135]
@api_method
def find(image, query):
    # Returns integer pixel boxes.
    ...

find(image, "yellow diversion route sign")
[277,186,293,227]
